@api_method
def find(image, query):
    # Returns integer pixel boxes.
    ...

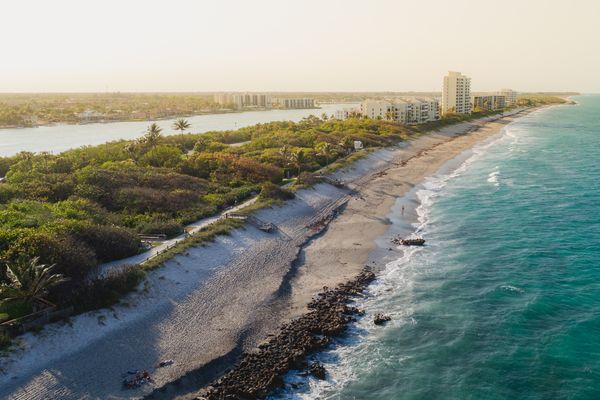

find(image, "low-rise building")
[471,94,507,111]
[77,109,104,122]
[334,107,361,120]
[359,98,440,124]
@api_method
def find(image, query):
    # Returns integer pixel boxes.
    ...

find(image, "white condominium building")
[213,93,272,109]
[498,89,518,106]
[275,98,315,109]
[360,98,440,124]
[334,107,360,120]
[471,94,507,111]
[442,71,471,114]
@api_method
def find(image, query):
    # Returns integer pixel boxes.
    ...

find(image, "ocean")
[272,95,600,399]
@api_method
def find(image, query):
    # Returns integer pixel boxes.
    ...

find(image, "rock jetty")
[196,268,376,400]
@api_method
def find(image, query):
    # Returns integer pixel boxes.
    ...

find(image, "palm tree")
[321,112,329,121]
[123,142,139,162]
[384,111,394,121]
[173,118,191,134]
[339,137,354,155]
[142,123,163,148]
[316,142,333,166]
[291,149,306,176]
[0,257,69,306]
[279,145,291,166]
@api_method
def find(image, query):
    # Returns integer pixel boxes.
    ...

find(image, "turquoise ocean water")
[273,95,600,399]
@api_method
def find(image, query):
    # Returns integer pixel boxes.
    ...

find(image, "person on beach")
[401,205,405,215]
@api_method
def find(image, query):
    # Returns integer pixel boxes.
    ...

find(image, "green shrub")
[70,266,144,313]
[0,332,11,350]
[67,223,140,262]
[0,302,33,321]
[138,220,182,237]
[259,182,295,201]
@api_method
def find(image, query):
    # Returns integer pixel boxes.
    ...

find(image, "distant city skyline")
[2,0,599,93]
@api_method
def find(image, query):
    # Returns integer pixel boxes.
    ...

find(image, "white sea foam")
[488,168,500,187]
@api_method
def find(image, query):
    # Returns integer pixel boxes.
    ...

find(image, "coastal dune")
[0,110,533,400]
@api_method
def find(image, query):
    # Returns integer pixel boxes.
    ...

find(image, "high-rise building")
[442,71,471,114]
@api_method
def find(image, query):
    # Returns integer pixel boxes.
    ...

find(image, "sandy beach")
[0,108,536,400]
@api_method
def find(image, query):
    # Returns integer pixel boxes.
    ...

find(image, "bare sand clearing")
[0,109,534,400]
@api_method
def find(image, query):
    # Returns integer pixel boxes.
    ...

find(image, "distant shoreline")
[0,106,323,130]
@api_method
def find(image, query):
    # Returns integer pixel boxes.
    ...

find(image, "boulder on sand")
[309,362,327,380]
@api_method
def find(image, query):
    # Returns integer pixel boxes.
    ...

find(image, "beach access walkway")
[95,196,258,277]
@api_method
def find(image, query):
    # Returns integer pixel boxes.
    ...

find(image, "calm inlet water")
[275,95,600,399]
[0,103,349,156]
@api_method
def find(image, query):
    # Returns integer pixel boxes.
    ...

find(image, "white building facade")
[334,107,361,120]
[213,93,272,109]
[442,71,471,114]
[359,98,440,124]
[498,89,518,106]
[275,98,315,109]
[471,94,507,111]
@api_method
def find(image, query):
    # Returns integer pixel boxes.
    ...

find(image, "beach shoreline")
[164,108,541,399]
[284,109,538,321]
[0,108,541,400]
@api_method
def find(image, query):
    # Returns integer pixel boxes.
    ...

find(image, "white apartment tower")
[442,71,471,114]
[498,89,518,106]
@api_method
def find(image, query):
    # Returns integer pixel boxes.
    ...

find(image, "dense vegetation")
[0,116,411,312]
[0,94,568,325]
[0,93,220,127]
[516,94,570,106]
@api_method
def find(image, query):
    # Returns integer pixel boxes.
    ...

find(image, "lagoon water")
[0,103,349,156]
[275,95,600,399]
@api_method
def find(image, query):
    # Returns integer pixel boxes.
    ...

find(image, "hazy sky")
[2,0,599,93]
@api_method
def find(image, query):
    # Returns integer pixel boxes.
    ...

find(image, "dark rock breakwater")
[196,268,376,399]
